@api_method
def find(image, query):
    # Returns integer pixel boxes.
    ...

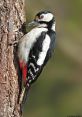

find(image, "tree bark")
[0,0,25,116]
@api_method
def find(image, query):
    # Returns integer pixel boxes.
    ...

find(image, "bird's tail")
[19,85,30,110]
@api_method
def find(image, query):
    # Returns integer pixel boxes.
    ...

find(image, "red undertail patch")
[19,61,27,83]
[22,64,27,83]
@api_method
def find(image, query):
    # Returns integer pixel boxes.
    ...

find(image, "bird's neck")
[37,23,47,28]
[51,22,56,31]
[47,20,55,32]
[37,22,55,32]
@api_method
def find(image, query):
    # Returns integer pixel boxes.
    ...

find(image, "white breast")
[18,27,48,63]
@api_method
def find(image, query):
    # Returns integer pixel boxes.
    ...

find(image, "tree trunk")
[0,0,25,116]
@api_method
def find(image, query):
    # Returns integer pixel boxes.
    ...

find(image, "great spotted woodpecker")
[18,11,56,103]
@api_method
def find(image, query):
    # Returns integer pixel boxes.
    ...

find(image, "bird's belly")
[18,47,30,63]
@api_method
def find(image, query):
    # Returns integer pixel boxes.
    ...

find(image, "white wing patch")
[37,34,51,66]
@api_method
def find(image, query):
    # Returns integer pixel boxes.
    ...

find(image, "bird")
[18,10,56,104]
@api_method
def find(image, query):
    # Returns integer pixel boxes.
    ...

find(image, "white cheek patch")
[42,13,53,22]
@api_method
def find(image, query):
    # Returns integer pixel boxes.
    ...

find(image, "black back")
[27,29,56,84]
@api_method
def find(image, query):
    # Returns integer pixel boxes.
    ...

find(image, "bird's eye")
[39,15,44,19]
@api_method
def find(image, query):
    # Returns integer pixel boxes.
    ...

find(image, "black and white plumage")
[18,11,56,87]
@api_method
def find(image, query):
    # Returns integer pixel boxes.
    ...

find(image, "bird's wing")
[27,32,51,84]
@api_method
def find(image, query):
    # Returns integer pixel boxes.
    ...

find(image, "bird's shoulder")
[28,27,48,37]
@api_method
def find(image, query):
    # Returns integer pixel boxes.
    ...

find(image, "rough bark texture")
[0,0,25,116]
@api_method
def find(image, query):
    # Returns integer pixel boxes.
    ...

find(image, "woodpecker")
[18,11,56,103]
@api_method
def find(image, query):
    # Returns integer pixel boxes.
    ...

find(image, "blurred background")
[23,0,82,117]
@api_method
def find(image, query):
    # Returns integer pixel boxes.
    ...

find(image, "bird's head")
[28,11,55,31]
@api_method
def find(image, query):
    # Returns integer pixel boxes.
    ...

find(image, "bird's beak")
[28,20,39,27]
